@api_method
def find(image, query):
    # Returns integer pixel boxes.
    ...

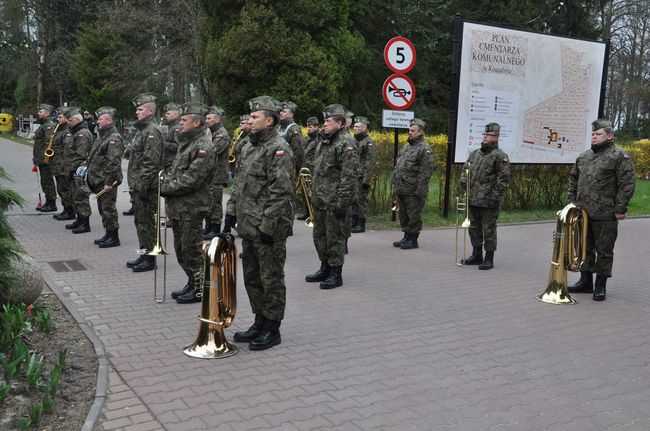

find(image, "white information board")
[382,110,414,129]
[455,22,606,164]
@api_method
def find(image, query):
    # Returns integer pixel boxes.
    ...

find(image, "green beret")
[207,105,225,116]
[65,106,82,118]
[95,106,117,118]
[181,102,208,116]
[239,114,250,122]
[164,102,181,112]
[306,117,319,126]
[484,122,500,134]
[592,119,612,131]
[323,104,346,119]
[410,118,427,129]
[281,101,297,112]
[248,96,281,114]
[355,116,369,126]
[38,104,55,113]
[132,93,156,108]
[56,106,70,116]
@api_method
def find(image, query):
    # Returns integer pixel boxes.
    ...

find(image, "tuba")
[297,167,314,227]
[43,123,60,163]
[536,203,588,304]
[184,233,239,359]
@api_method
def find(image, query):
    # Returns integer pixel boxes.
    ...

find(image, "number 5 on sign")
[384,37,417,74]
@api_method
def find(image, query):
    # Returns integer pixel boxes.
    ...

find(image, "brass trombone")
[297,167,314,227]
[147,170,168,303]
[455,163,471,266]
[228,130,244,164]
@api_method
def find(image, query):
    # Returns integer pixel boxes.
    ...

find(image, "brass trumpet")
[43,123,60,163]
[147,170,168,303]
[297,167,314,227]
[455,163,471,266]
[228,130,244,164]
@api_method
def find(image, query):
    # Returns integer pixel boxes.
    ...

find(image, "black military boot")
[202,223,221,241]
[171,278,194,299]
[305,262,330,282]
[98,230,120,248]
[126,253,145,268]
[320,266,342,289]
[72,217,91,234]
[350,215,359,230]
[593,275,607,301]
[234,314,265,342]
[132,255,156,272]
[122,207,134,216]
[568,271,593,293]
[40,199,57,212]
[462,247,483,265]
[393,233,407,247]
[94,231,109,245]
[249,319,281,350]
[351,218,366,233]
[176,286,201,304]
[400,233,419,249]
[54,207,75,220]
[65,216,81,230]
[478,251,494,270]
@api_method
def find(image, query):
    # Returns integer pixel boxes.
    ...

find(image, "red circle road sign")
[384,37,417,74]
[382,74,416,110]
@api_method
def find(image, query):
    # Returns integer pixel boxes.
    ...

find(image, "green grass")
[0,133,32,146]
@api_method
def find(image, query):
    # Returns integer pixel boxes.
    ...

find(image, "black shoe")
[40,200,58,212]
[320,266,342,289]
[98,230,120,248]
[122,207,134,216]
[393,234,406,248]
[233,315,265,342]
[54,208,75,220]
[568,271,593,293]
[126,254,144,268]
[345,238,348,255]
[306,262,330,282]
[132,255,156,272]
[94,232,108,245]
[176,289,201,304]
[350,215,359,229]
[462,248,483,265]
[72,217,91,234]
[202,223,221,240]
[249,320,281,350]
[400,233,419,249]
[287,226,293,237]
[171,279,194,299]
[351,218,366,233]
[593,275,607,301]
[478,251,494,270]
[65,217,81,230]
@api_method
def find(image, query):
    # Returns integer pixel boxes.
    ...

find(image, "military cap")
[306,117,319,126]
[131,93,156,108]
[56,106,70,116]
[410,118,427,129]
[592,119,612,131]
[322,104,346,119]
[345,110,354,118]
[484,122,500,134]
[163,102,181,112]
[239,114,250,122]
[95,106,117,118]
[38,103,55,113]
[207,105,225,116]
[65,106,82,118]
[355,116,370,126]
[248,95,281,114]
[281,101,298,112]
[181,102,208,116]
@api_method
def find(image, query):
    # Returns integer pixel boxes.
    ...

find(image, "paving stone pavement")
[4,137,650,431]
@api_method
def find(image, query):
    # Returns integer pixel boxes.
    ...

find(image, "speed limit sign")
[384,37,416,74]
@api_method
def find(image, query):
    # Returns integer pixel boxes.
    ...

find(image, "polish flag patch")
[197,149,207,158]
[147,134,156,140]
[345,146,353,152]
[275,150,285,156]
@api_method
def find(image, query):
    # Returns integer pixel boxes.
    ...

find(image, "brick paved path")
[4,137,650,430]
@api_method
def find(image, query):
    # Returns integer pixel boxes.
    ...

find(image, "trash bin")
[0,114,14,132]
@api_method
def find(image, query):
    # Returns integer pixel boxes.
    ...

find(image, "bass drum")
[74,165,92,195]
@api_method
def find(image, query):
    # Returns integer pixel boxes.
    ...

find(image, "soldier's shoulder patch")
[275,149,285,156]
[109,140,117,144]
[46,126,52,130]
[77,132,84,137]
[345,145,354,152]
[147,134,156,140]
[426,149,432,154]
[500,158,509,165]
[197,149,207,157]
[368,142,374,147]
[66,133,72,137]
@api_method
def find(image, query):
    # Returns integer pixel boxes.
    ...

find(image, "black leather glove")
[259,231,274,246]
[334,206,347,220]
[223,214,236,232]
[362,183,370,191]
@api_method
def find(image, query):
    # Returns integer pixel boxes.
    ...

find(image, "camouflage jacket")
[393,136,434,198]
[33,118,56,165]
[161,118,181,170]
[461,143,510,209]
[127,116,164,193]
[355,131,377,185]
[49,124,68,176]
[279,121,305,175]
[226,133,253,217]
[303,132,319,172]
[311,127,358,210]
[160,125,216,219]
[568,141,636,220]
[209,122,232,185]
[87,126,124,190]
[232,127,294,242]
[63,121,94,175]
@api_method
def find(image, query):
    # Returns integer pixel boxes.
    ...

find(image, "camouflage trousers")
[207,184,224,224]
[54,175,72,209]
[70,177,91,218]
[37,164,57,202]
[133,193,156,251]
[397,194,426,235]
[583,219,618,277]
[352,180,370,218]
[313,208,348,266]
[93,186,119,232]
[170,212,207,280]
[468,206,500,251]
[242,238,287,321]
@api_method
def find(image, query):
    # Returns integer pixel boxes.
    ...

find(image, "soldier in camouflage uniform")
[88,107,124,248]
[223,115,252,234]
[392,118,435,250]
[63,107,94,234]
[160,103,217,304]
[305,104,358,289]
[231,96,294,351]
[460,123,510,270]
[567,119,635,301]
[33,103,58,212]
[51,107,75,221]
[350,116,377,233]
[297,117,320,221]
[161,102,181,170]
[203,106,231,240]
[125,93,165,272]
[279,101,305,176]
